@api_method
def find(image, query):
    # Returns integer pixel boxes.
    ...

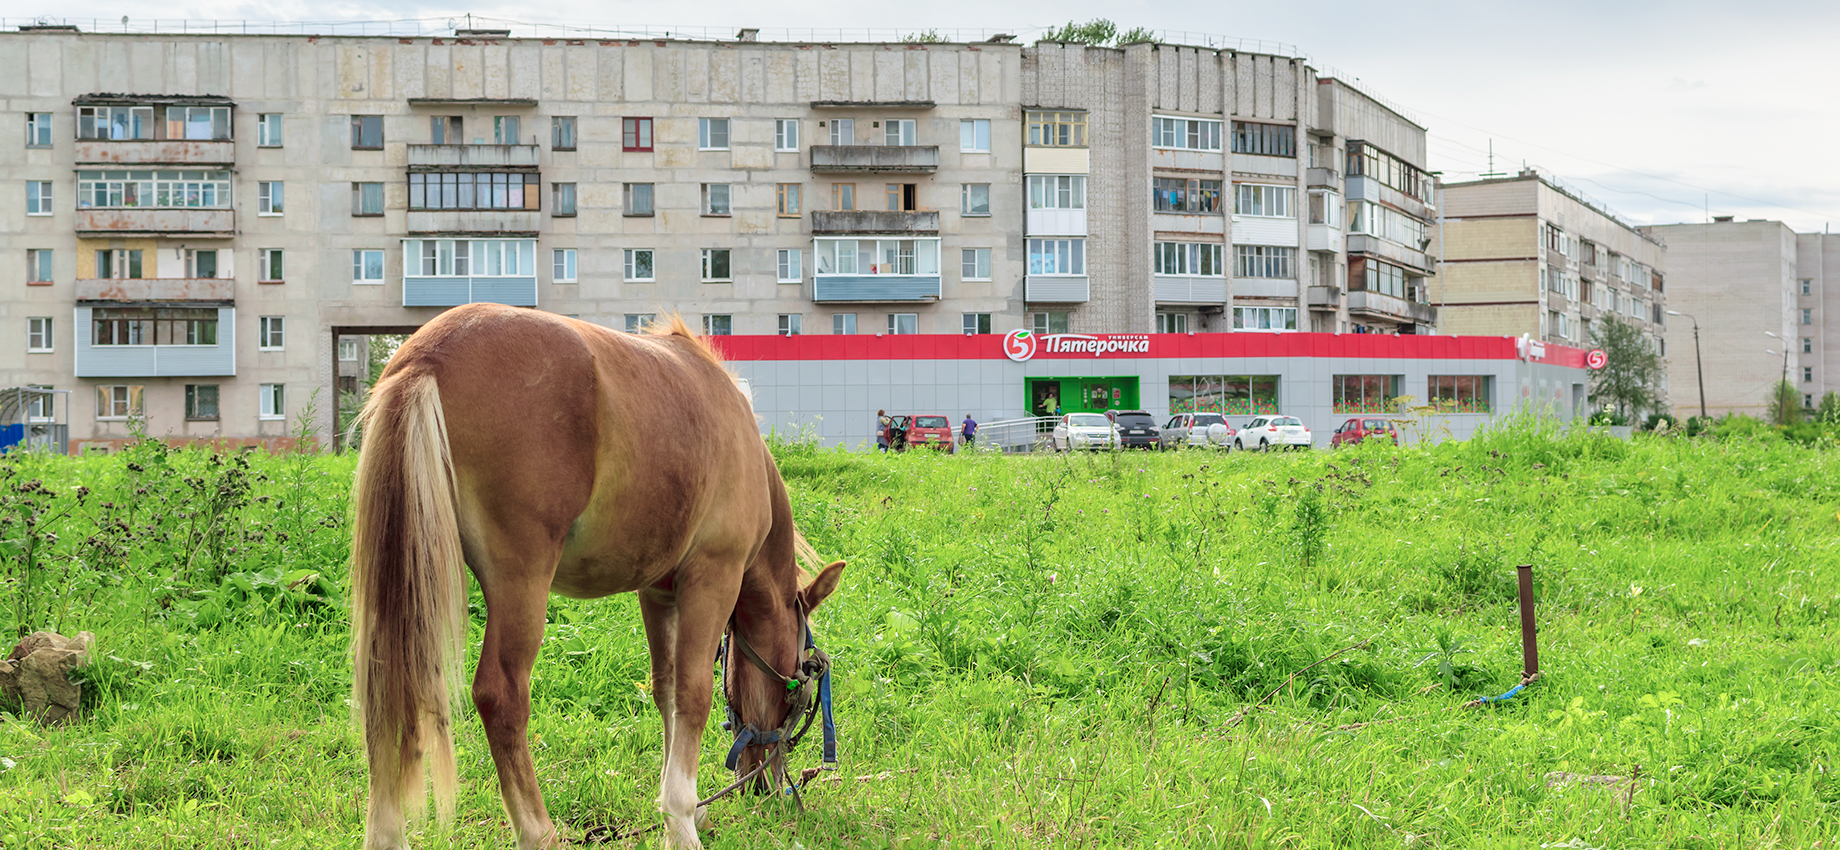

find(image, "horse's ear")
[800,560,846,613]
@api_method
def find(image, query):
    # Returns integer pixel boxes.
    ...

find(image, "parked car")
[1159,412,1236,451]
[903,414,956,452]
[1106,409,1161,450]
[1329,417,1400,449]
[1234,415,1312,451]
[1050,412,1118,451]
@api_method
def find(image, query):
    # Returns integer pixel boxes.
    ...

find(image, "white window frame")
[699,117,730,151]
[960,119,990,152]
[27,181,52,216]
[260,249,284,282]
[259,383,286,420]
[259,316,285,351]
[624,314,655,333]
[1153,242,1225,276]
[27,317,53,352]
[828,119,855,145]
[1308,189,1342,228]
[1156,312,1190,334]
[775,119,799,152]
[887,313,918,335]
[702,314,733,336]
[257,181,284,215]
[701,248,732,282]
[1027,238,1086,277]
[832,313,857,334]
[961,248,991,281]
[353,249,385,284]
[1232,306,1298,332]
[1030,311,1070,335]
[702,183,731,216]
[777,249,802,283]
[1235,246,1296,279]
[26,113,53,147]
[338,338,361,361]
[884,119,917,146]
[961,183,991,216]
[777,314,802,336]
[553,248,578,283]
[623,249,655,282]
[1234,184,1296,218]
[812,238,941,277]
[96,385,142,420]
[1152,115,1223,151]
[1028,175,1086,210]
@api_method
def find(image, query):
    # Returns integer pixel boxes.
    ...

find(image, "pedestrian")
[876,409,891,453]
[961,413,978,450]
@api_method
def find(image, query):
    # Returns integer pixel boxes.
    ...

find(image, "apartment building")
[1436,172,1668,365]
[1,26,1023,450]
[1018,42,1439,339]
[1640,218,1831,418]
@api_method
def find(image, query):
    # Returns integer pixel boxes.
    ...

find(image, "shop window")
[1332,375,1401,413]
[1427,375,1492,413]
[1168,375,1279,415]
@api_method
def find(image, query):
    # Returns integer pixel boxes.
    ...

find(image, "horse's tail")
[349,369,467,834]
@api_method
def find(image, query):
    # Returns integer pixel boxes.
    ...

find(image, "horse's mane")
[648,314,728,372]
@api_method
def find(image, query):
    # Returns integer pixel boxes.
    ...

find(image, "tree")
[1588,316,1662,421]
[1817,390,1840,425]
[1771,380,1803,426]
[1040,19,1154,47]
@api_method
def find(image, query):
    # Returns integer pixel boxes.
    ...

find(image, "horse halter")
[716,597,837,797]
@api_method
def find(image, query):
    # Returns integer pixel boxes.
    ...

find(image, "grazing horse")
[348,303,845,850]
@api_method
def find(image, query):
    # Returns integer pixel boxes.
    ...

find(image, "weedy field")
[0,417,1836,849]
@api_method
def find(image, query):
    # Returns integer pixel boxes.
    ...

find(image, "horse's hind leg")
[470,543,562,850]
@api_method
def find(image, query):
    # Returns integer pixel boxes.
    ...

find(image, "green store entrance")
[1026,377,1142,417]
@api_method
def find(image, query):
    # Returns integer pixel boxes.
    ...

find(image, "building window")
[1152,177,1220,213]
[778,314,802,336]
[95,249,145,280]
[162,106,231,140]
[623,249,655,282]
[253,113,283,147]
[96,385,143,420]
[701,248,732,282]
[1230,121,1296,157]
[623,117,653,151]
[1030,311,1070,335]
[1153,242,1225,276]
[91,308,215,345]
[259,384,286,420]
[1349,201,1427,247]
[961,248,991,281]
[1235,246,1295,279]
[1232,307,1298,331]
[1152,116,1222,151]
[814,238,940,276]
[24,386,52,422]
[260,249,284,283]
[1332,375,1400,413]
[185,384,220,420]
[408,172,540,211]
[1801,278,1813,295]
[552,116,577,150]
[1347,141,1430,202]
[404,239,533,277]
[26,113,52,147]
[624,314,655,333]
[27,317,53,352]
[1350,256,1415,300]
[1805,338,1815,354]
[962,313,992,335]
[1804,308,1814,325]
[831,183,856,211]
[699,117,730,150]
[352,182,384,216]
[553,248,577,283]
[960,119,991,152]
[1427,375,1492,413]
[493,116,521,145]
[1805,367,1815,383]
[886,183,918,212]
[259,316,285,351]
[350,115,383,149]
[553,183,577,216]
[186,249,219,278]
[78,170,230,209]
[832,313,857,334]
[353,249,385,284]
[1235,184,1296,218]
[775,119,799,152]
[1028,238,1085,276]
[828,119,855,145]
[1026,111,1087,147]
[77,105,153,140]
[339,338,361,361]
[703,183,731,215]
[887,313,918,335]
[1169,375,1279,415]
[1308,189,1343,228]
[1808,394,1816,409]
[1031,175,1088,210]
[702,315,732,336]
[624,183,654,216]
[777,183,802,217]
[961,184,990,216]
[884,119,917,146]
[257,181,283,215]
[430,116,463,144]
[777,249,802,283]
[28,249,53,284]
[27,181,51,215]
[1156,313,1188,334]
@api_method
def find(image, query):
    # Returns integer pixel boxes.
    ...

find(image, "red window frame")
[623,117,653,152]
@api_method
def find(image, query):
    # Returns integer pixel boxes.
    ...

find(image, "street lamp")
[1764,332,1791,384]
[1665,310,1706,420]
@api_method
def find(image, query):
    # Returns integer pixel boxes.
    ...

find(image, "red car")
[1329,417,1399,448]
[899,414,956,452]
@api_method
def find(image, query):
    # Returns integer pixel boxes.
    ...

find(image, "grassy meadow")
[0,418,1836,848]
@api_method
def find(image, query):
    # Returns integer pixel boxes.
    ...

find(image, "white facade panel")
[1233,216,1300,247]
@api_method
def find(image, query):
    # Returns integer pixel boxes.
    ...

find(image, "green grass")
[1,419,1836,848]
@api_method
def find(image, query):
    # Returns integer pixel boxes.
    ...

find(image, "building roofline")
[1443,171,1662,246]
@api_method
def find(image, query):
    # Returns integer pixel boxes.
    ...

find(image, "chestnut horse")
[349,303,845,850]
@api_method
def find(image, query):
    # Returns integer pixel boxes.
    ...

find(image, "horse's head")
[722,559,846,794]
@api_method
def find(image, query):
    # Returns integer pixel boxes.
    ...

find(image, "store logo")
[1003,329,1037,362]
[1586,349,1608,370]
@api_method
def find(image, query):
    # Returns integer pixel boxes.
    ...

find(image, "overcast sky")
[23,0,1840,232]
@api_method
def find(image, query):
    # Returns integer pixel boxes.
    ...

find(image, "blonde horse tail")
[349,370,467,840]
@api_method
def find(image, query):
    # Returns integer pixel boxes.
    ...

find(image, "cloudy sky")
[22,0,1840,232]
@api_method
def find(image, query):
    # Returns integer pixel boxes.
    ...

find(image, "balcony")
[403,276,538,308]
[1305,224,1343,253]
[407,210,542,235]
[1153,276,1227,305]
[1347,290,1437,325]
[1028,208,1088,236]
[812,275,942,303]
[1347,234,1432,274]
[73,306,236,378]
[1232,216,1299,247]
[1345,176,1433,221]
[809,145,939,173]
[77,278,234,303]
[809,210,938,234]
[76,208,234,237]
[1024,276,1090,303]
[407,144,541,169]
[1305,167,1341,188]
[75,140,234,166]
[1306,285,1342,310]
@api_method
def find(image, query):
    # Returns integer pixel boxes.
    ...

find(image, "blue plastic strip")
[818,669,837,765]
[1475,683,1526,704]
[724,727,756,771]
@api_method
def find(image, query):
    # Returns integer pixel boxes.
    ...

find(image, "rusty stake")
[1516,564,1539,682]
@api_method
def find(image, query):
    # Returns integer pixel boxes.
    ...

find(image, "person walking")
[876,409,892,453]
[960,414,978,450]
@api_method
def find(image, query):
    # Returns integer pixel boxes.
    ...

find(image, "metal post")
[1516,564,1539,682]
[1692,320,1706,420]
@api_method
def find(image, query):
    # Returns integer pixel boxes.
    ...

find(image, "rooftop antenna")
[1478,139,1506,179]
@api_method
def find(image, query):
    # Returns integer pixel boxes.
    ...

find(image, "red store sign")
[1003,330,1152,361]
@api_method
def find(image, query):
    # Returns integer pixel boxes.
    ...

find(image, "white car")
[1234,415,1312,451]
[1050,413,1118,451]
[1159,412,1237,451]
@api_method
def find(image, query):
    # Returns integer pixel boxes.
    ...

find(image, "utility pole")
[1666,310,1706,419]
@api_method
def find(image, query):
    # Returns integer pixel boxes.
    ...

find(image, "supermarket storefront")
[711,331,1591,449]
